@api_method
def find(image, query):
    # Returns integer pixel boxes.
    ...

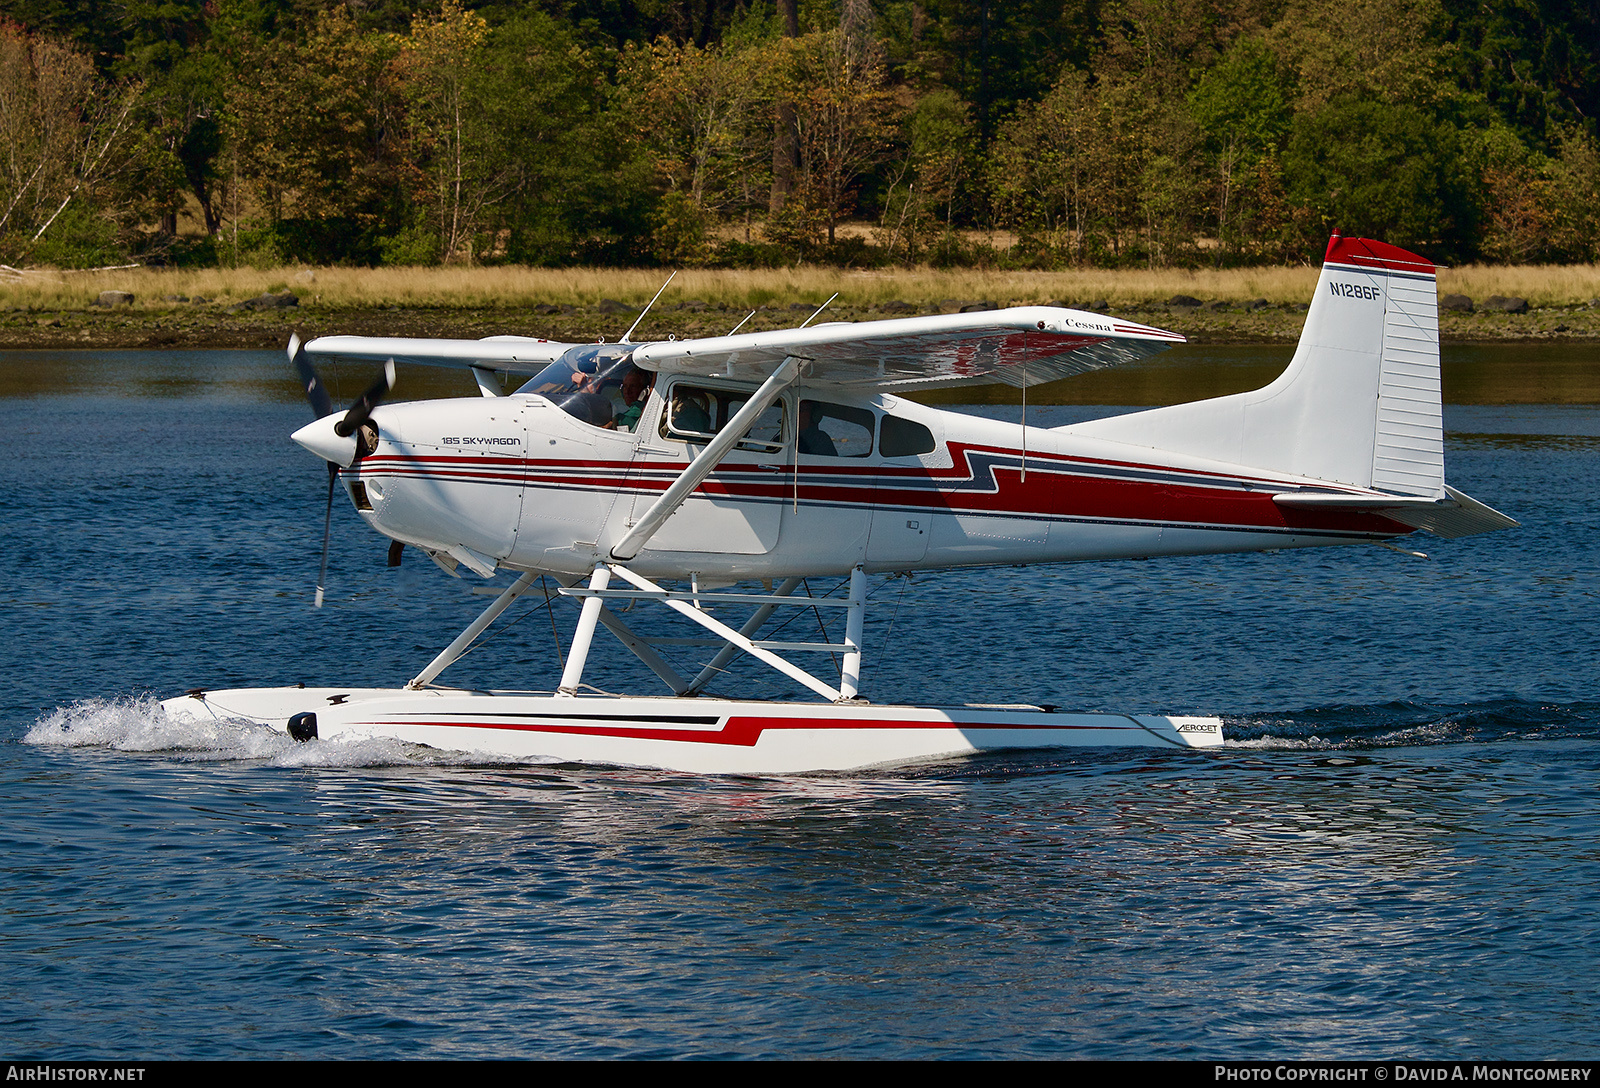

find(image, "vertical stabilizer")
[1069,235,1445,495]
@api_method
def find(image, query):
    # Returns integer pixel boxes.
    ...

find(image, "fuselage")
[325,375,1409,583]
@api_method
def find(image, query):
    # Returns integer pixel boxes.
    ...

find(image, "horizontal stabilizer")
[1273,485,1518,538]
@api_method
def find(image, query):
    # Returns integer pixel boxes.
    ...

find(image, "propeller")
[288,334,396,608]
[290,332,332,418]
[335,360,396,440]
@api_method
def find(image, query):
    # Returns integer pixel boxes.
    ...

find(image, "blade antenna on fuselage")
[798,292,839,328]
[621,270,677,344]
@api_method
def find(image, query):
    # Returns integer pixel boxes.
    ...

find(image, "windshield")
[515,344,639,427]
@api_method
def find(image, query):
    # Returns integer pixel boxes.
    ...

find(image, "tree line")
[1,0,1596,269]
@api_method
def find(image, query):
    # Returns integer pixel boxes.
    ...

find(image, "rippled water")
[2,349,1597,1058]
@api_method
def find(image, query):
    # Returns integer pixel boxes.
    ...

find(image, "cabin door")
[623,380,784,555]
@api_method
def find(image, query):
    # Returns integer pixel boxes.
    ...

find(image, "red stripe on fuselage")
[353,440,1409,535]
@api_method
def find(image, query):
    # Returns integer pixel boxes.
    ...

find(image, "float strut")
[683,576,804,696]
[558,564,611,695]
[839,565,866,701]
[406,571,540,690]
[606,564,841,701]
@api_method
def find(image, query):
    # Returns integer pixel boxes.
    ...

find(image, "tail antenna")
[621,270,678,344]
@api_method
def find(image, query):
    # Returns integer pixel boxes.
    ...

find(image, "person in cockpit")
[613,367,654,432]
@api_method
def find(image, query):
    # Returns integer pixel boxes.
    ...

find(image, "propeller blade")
[315,462,336,609]
[334,359,396,438]
[295,353,394,609]
[289,333,333,419]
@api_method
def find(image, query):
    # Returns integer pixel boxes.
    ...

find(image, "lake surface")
[2,347,1597,1059]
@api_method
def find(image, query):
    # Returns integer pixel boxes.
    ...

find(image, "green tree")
[1470,122,1600,263]
[113,0,229,240]
[901,0,1103,143]
[1188,37,1292,260]
[222,4,399,263]
[1541,127,1600,262]
[1136,102,1203,267]
[476,12,654,265]
[1439,0,1600,149]
[393,0,499,263]
[876,87,973,262]
[1282,96,1477,259]
[0,21,143,264]
[619,32,778,261]
[989,70,1145,265]
[1468,122,1551,263]
[1098,0,1278,89]
[1265,0,1451,111]
[775,24,901,249]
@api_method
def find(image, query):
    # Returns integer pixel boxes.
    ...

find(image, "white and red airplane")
[163,234,1514,773]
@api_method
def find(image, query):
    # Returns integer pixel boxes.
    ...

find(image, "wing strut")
[408,561,867,701]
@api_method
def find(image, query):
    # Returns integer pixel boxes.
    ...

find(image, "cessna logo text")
[442,436,521,446]
[1330,281,1381,300]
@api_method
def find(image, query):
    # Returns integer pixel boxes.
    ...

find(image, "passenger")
[670,389,711,434]
[797,400,837,456]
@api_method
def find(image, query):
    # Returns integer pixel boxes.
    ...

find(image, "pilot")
[797,400,837,456]
[612,367,655,432]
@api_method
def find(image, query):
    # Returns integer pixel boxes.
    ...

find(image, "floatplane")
[162,235,1513,773]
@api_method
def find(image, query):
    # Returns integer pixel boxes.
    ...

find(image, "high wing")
[304,307,1184,392]
[302,334,571,375]
[630,306,1184,390]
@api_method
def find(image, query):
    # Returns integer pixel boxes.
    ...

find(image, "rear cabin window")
[879,414,936,457]
[798,401,873,457]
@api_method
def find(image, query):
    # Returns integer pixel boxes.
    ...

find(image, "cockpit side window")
[664,385,713,437]
[661,382,786,453]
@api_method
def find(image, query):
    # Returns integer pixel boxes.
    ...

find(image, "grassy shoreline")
[2,263,1597,349]
[6,261,1600,308]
